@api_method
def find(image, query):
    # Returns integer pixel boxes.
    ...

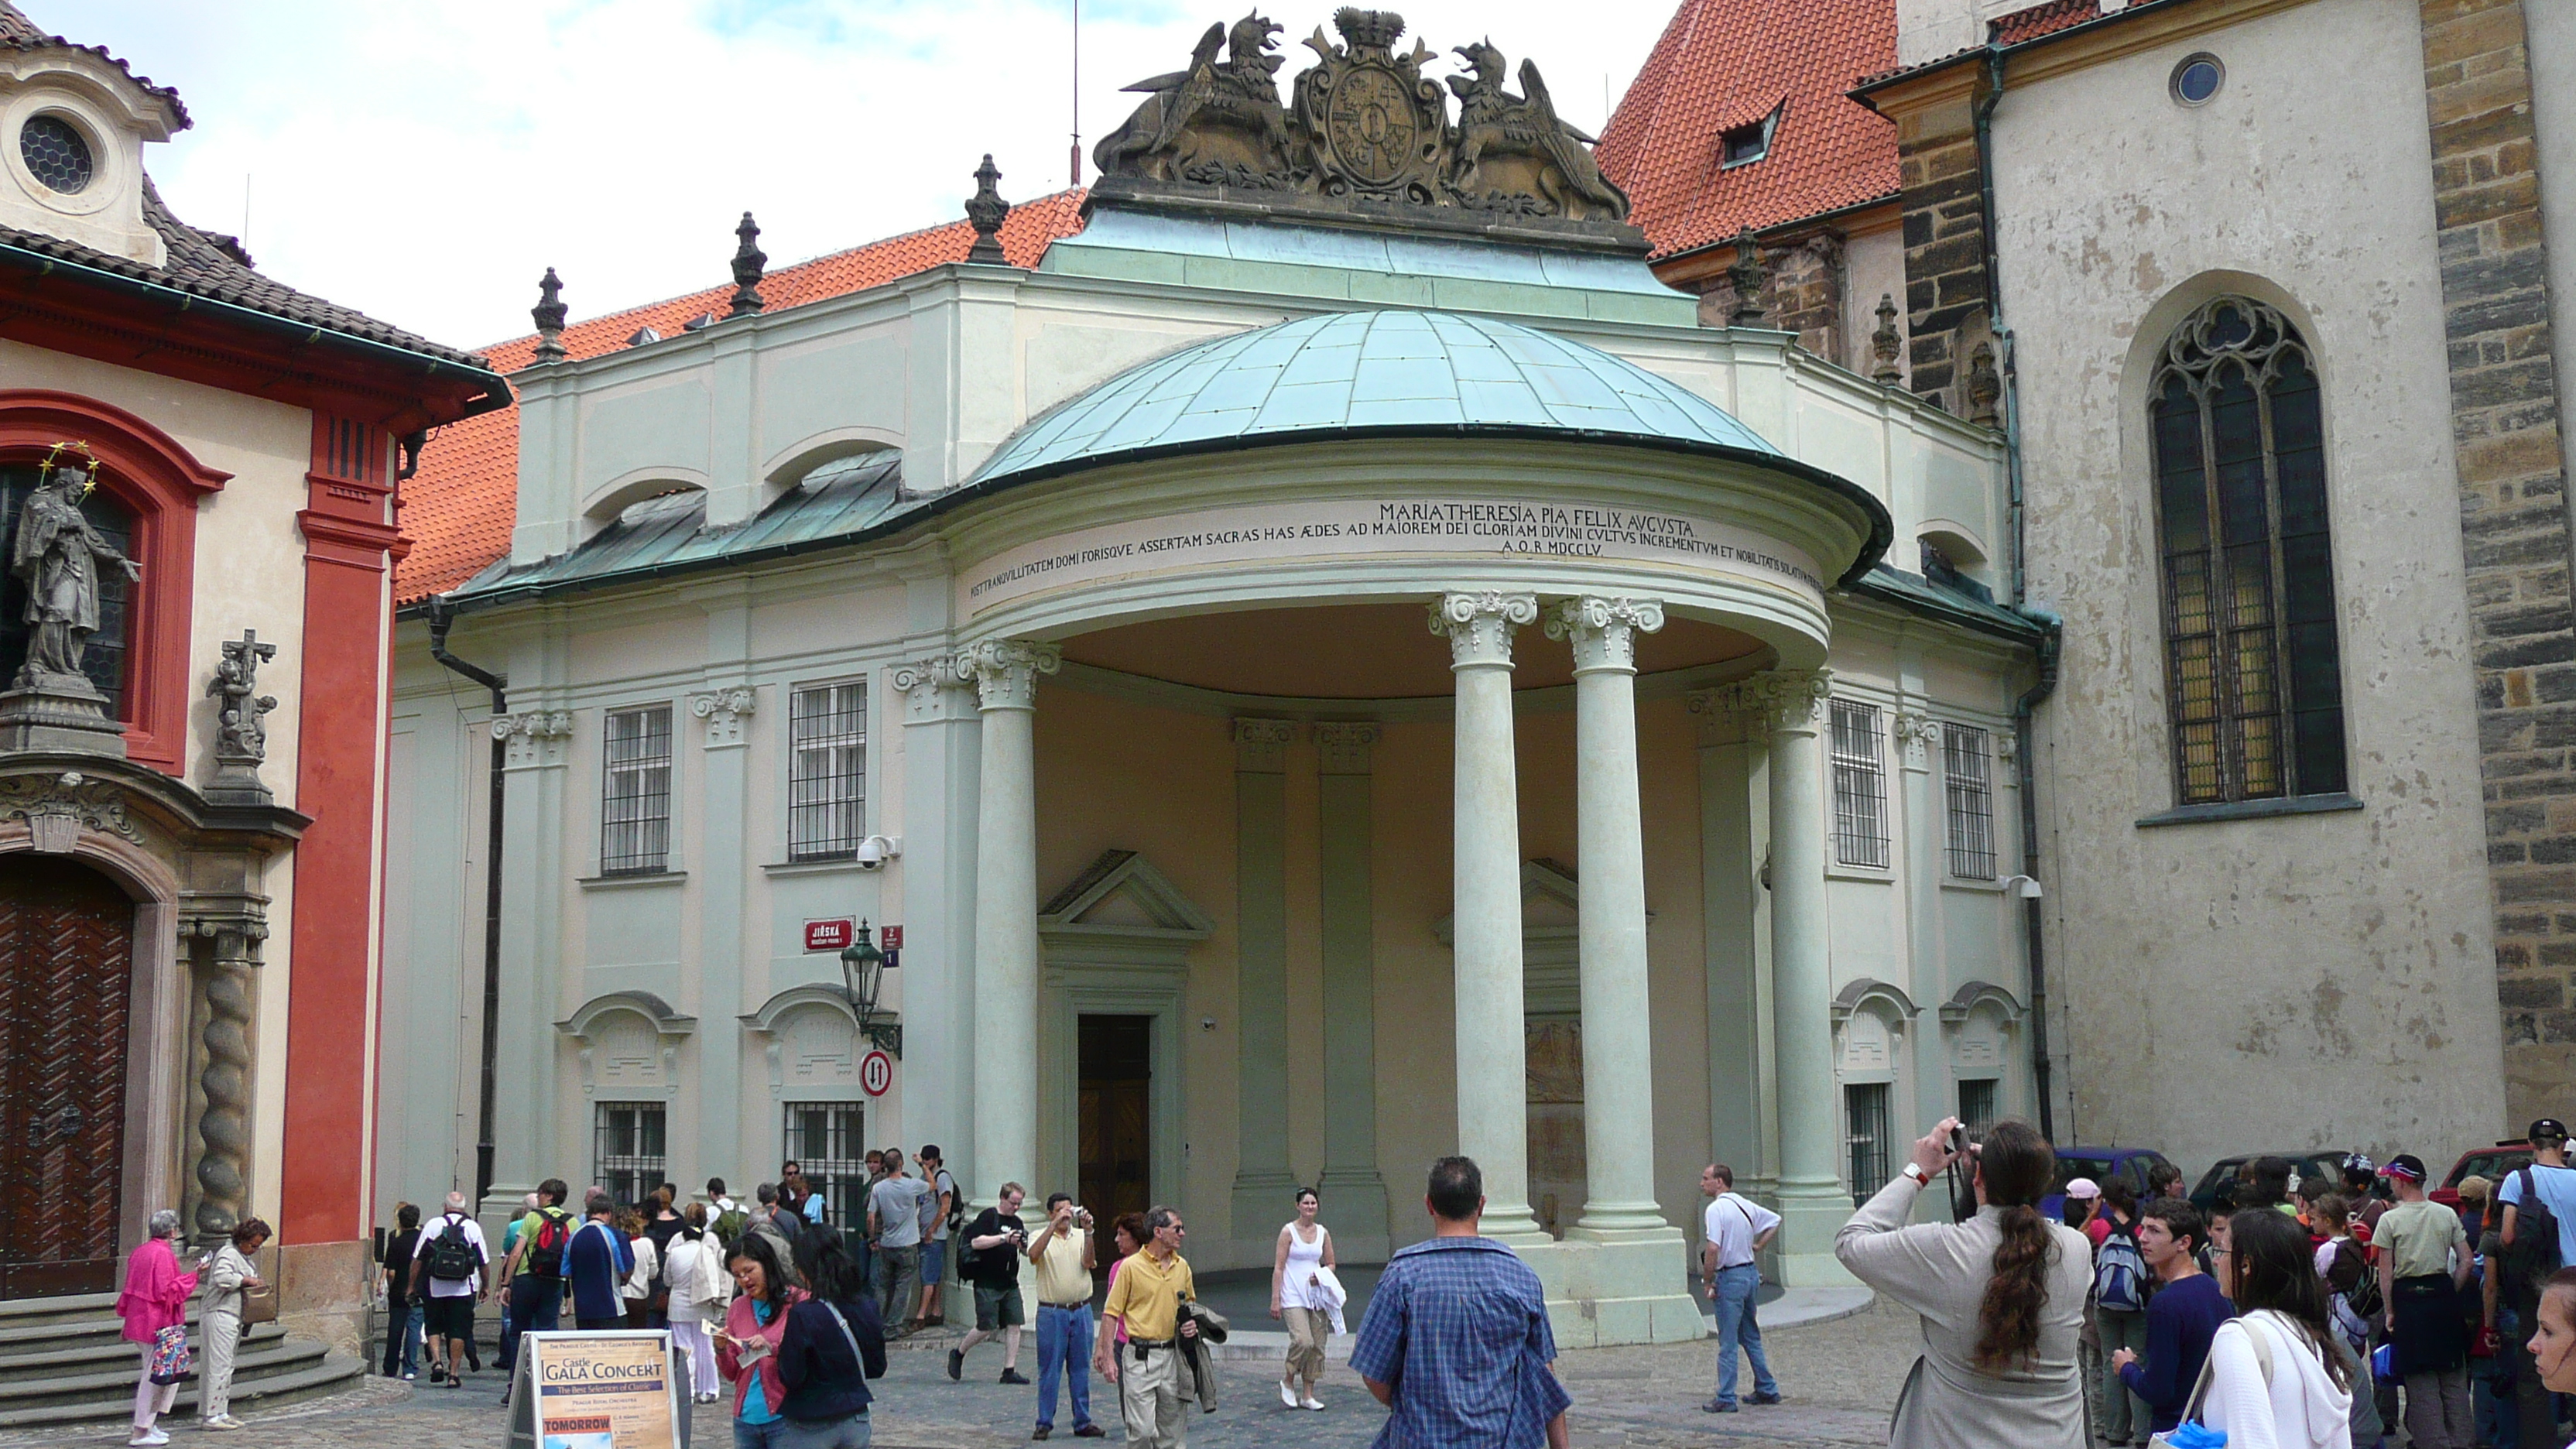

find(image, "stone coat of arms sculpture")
[1095,8,1632,229]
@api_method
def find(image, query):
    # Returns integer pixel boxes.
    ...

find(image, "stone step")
[0,1348,365,1430]
[0,1323,289,1384]
[0,1334,332,1412]
[0,1304,225,1353]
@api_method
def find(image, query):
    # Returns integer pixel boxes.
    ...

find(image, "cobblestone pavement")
[0,1298,1918,1448]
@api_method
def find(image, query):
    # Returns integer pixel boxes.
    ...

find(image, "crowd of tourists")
[1764,1115,2576,1449]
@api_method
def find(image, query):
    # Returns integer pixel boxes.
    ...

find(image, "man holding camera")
[953,1183,1033,1386]
[1028,1194,1104,1439]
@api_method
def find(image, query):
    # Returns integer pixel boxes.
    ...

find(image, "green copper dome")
[970,309,1790,486]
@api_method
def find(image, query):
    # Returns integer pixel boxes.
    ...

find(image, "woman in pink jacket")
[115,1209,200,1447]
[716,1232,808,1446]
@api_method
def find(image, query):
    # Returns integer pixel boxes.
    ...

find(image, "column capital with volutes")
[1708,667,1832,736]
[894,654,978,723]
[1427,591,1538,669]
[955,638,1062,712]
[1543,595,1665,674]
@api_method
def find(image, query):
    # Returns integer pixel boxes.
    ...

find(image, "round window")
[2171,53,2225,106]
[18,114,94,195]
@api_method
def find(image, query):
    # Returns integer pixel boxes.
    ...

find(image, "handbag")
[2148,1314,2276,1449]
[148,1324,193,1385]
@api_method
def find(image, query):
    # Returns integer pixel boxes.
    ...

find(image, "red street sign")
[803,917,855,953]
[879,925,903,950]
[861,1050,894,1097]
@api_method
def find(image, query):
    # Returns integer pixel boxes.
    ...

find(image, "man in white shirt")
[409,1190,489,1386]
[1699,1163,1782,1414]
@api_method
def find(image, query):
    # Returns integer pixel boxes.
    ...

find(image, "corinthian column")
[1428,590,1546,1245]
[1754,666,1853,1283]
[957,637,1060,1208]
[1543,596,1671,1236]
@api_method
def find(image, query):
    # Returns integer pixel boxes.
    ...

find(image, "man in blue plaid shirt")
[1351,1156,1572,1449]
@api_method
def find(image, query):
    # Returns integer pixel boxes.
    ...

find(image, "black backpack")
[426,1215,481,1282]
[2507,1166,2566,1300]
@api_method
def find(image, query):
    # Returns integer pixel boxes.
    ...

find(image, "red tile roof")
[1991,0,2104,44]
[393,190,1088,604]
[1596,0,1900,261]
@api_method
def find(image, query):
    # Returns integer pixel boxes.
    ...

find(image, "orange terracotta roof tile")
[393,190,1088,604]
[1855,0,2191,91]
[1596,0,1900,262]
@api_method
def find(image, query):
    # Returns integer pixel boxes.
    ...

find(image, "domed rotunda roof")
[971,309,1796,487]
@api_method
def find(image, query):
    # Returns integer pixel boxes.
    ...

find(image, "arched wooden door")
[0,858,134,1297]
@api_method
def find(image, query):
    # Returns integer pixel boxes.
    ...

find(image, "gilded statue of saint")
[10,464,139,689]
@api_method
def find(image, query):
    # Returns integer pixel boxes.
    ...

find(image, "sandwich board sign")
[507,1330,690,1449]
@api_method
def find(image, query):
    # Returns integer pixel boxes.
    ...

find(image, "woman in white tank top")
[1269,1187,1336,1410]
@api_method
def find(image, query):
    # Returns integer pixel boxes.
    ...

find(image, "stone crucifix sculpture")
[204,630,279,805]
[10,461,139,692]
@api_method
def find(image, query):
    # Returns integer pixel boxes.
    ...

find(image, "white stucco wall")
[1992,0,2506,1166]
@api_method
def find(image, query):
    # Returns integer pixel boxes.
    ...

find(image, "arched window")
[2150,297,2345,805]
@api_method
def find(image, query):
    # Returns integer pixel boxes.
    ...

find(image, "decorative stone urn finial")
[730,212,767,317]
[531,267,568,363]
[965,156,1011,264]
[1872,293,1903,385]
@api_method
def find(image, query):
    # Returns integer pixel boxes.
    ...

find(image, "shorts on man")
[975,1281,1025,1332]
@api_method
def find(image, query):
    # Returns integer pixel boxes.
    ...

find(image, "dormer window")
[19,115,94,195]
[1721,101,1784,169]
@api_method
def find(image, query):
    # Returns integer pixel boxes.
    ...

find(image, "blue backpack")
[2093,1221,2149,1312]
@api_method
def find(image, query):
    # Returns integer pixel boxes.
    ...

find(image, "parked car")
[2041,1147,2180,1221]
[2187,1151,2365,1216]
[2432,1140,2533,1217]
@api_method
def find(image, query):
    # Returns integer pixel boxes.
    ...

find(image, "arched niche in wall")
[1938,978,2026,1119]
[557,991,697,1099]
[741,985,875,1097]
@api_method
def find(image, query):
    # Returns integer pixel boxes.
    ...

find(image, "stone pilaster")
[1312,722,1389,1255]
[2417,0,2576,1120]
[1230,718,1299,1249]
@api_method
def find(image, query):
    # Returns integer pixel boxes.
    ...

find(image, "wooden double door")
[0,859,135,1297]
[1077,1014,1152,1268]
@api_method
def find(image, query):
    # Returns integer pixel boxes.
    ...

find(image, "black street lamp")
[838,919,903,1057]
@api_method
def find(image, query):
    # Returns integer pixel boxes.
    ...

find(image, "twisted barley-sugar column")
[1429,591,1545,1244]
[959,638,1059,1208]
[1546,596,1670,1235]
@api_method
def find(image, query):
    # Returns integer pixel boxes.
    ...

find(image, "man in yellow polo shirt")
[1093,1206,1201,1448]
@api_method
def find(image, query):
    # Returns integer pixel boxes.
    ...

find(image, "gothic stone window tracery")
[2150,297,2346,807]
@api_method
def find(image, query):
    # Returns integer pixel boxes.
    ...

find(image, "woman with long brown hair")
[2198,1207,2354,1448]
[1834,1115,2091,1448]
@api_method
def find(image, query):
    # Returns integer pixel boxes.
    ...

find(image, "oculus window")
[18,115,93,195]
[2150,297,2346,807]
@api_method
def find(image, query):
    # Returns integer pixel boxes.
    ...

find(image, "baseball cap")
[2064,1177,2101,1200]
[2338,1152,2376,1177]
[2384,1154,2428,1184]
[2529,1118,2569,1144]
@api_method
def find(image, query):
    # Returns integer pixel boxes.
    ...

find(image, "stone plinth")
[0,679,125,758]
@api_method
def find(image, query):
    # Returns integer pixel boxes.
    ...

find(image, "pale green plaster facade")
[379,200,2039,1346]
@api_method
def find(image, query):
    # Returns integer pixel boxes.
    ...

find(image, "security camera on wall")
[855,834,903,870]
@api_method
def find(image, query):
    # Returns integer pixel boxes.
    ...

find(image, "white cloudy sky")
[51,1,1680,351]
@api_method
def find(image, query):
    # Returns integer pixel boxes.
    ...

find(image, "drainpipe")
[425,595,508,1206]
[1973,44,2066,1141]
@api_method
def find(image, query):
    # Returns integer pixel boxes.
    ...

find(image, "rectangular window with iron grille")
[783,1101,866,1228]
[1845,1083,1892,1207]
[1943,723,1996,879]
[1830,700,1889,868]
[788,683,867,861]
[594,1101,666,1208]
[601,706,672,875]
[1958,1078,2000,1136]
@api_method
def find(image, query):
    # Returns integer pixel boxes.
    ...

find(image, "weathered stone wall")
[1985,0,2507,1165]
[1896,97,1990,416]
[2417,0,2576,1121]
